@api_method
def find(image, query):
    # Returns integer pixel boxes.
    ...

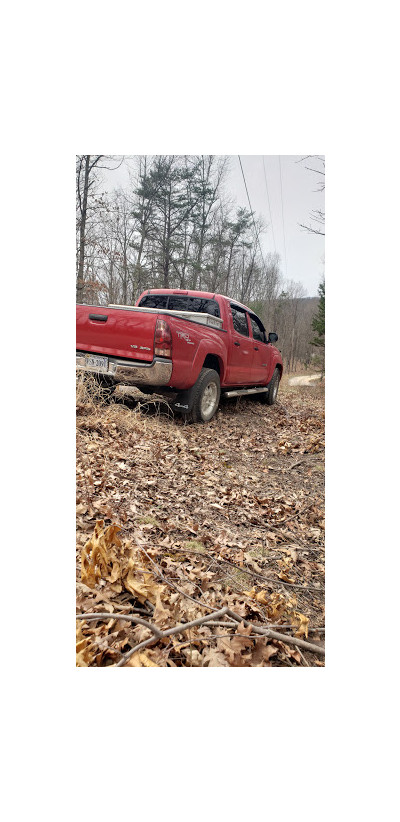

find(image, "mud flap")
[171,385,196,415]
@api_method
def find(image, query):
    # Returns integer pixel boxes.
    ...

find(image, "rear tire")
[260,368,280,405]
[189,368,221,423]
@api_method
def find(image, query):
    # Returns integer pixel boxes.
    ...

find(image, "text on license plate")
[85,355,108,371]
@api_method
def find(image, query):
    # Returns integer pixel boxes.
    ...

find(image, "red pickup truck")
[76,289,283,422]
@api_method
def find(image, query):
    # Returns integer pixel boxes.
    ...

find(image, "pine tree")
[311,278,325,371]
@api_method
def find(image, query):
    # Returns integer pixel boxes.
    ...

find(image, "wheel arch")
[202,353,224,379]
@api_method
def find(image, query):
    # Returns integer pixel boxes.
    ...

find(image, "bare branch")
[299,222,325,236]
[76,611,162,637]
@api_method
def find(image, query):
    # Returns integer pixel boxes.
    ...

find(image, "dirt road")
[288,373,322,386]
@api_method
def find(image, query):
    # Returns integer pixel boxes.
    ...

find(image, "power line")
[278,156,288,279]
[238,155,267,274]
[262,156,277,254]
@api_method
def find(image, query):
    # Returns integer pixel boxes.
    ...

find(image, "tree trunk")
[122,247,128,304]
[77,155,90,303]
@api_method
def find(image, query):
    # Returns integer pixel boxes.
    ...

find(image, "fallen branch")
[114,606,231,667]
[204,620,324,633]
[225,609,325,656]
[76,605,325,667]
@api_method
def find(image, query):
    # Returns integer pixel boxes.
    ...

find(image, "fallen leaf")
[201,648,229,667]
[76,621,96,667]
[243,587,257,600]
[278,570,295,583]
[291,611,310,638]
[127,652,159,667]
[153,592,171,626]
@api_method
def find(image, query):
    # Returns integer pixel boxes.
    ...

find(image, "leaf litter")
[76,375,325,666]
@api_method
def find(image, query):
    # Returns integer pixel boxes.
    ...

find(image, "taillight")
[154,319,172,358]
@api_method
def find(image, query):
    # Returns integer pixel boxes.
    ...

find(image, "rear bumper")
[76,353,172,387]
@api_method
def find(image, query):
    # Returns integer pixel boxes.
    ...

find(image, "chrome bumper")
[76,353,172,387]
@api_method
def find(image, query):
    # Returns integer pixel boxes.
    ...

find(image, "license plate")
[84,355,108,372]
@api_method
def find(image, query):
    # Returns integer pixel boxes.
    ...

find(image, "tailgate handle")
[89,313,108,322]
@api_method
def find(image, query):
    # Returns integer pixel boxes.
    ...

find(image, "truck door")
[226,303,254,384]
[249,313,272,384]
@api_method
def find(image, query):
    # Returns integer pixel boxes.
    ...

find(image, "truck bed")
[107,304,223,329]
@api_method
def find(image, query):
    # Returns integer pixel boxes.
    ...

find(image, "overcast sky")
[101,155,324,298]
[228,155,325,297]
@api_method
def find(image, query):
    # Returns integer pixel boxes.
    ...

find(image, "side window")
[230,304,249,337]
[249,314,266,343]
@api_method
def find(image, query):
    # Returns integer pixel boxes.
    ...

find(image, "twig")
[76,612,163,638]
[227,557,324,592]
[79,585,154,616]
[250,517,312,543]
[177,634,262,645]
[296,647,310,667]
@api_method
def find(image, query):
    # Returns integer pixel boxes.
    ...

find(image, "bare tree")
[298,155,325,236]
[129,156,156,301]
[189,155,228,290]
[76,155,124,302]
[272,280,308,370]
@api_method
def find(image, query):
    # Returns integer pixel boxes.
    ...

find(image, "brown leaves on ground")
[76,375,325,667]
[76,621,96,667]
[81,520,161,604]
[81,521,123,588]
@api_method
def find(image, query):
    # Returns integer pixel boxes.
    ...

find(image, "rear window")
[138,294,169,309]
[138,293,220,317]
[168,296,191,311]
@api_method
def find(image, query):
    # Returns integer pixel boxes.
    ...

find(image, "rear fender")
[190,341,226,386]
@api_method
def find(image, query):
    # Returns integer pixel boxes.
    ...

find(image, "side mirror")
[268,332,278,344]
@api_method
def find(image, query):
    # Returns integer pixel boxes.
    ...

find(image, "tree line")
[76,155,323,371]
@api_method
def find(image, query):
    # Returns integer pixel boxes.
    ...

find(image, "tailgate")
[76,305,156,362]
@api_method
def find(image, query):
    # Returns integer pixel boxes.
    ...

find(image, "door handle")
[234,341,240,346]
[89,314,108,322]
[254,346,259,350]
